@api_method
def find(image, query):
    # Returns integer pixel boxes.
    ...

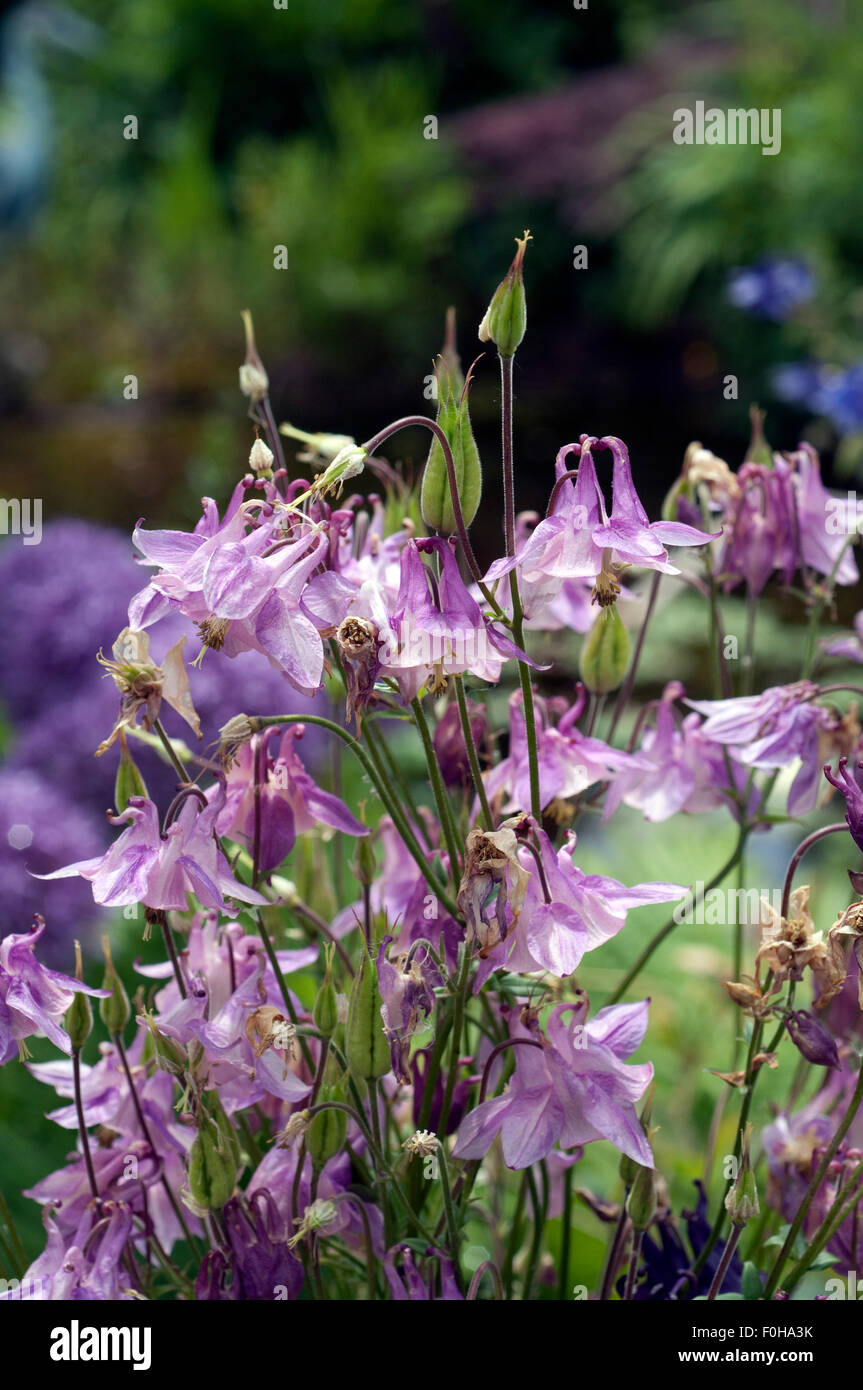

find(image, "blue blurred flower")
[772,360,863,433]
[727,258,815,320]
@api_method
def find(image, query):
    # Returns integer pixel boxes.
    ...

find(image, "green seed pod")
[420,357,482,536]
[344,949,390,1082]
[313,945,339,1039]
[307,1062,348,1168]
[187,1118,236,1212]
[352,833,377,889]
[205,1090,242,1175]
[99,936,130,1037]
[626,1163,657,1232]
[725,1123,760,1226]
[114,738,148,813]
[580,605,630,695]
[478,231,531,358]
[746,404,773,466]
[64,941,93,1053]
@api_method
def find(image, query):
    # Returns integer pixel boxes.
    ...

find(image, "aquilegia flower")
[0,919,108,1063]
[452,997,655,1169]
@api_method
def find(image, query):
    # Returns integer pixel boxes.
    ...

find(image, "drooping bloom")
[686,682,851,816]
[452,997,655,1169]
[470,826,686,984]
[0,1201,137,1300]
[196,1190,304,1300]
[485,437,716,600]
[0,920,108,1064]
[214,725,368,874]
[484,687,648,821]
[36,786,266,912]
[384,1245,463,1300]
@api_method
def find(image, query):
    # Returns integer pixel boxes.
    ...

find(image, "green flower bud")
[187,1119,236,1212]
[420,329,482,535]
[99,936,130,1037]
[313,945,339,1039]
[478,231,531,357]
[619,1090,653,1188]
[344,949,390,1082]
[725,1124,760,1226]
[114,738,148,814]
[64,941,93,1053]
[353,833,377,888]
[746,404,773,466]
[580,604,630,694]
[626,1163,657,1232]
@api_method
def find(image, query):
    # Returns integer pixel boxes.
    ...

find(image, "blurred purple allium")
[727,258,814,321]
[0,768,106,962]
[0,518,323,817]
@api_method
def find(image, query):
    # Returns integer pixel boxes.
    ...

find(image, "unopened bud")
[785,1010,840,1069]
[725,1124,760,1226]
[99,936,130,1036]
[626,1163,657,1231]
[239,309,269,402]
[479,231,531,357]
[114,738,148,814]
[345,949,390,1082]
[64,941,93,1053]
[313,945,339,1039]
[421,321,482,534]
[580,604,630,694]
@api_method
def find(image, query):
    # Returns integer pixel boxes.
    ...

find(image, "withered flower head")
[95,627,201,757]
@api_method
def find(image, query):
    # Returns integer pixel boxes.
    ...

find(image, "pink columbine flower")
[0,920,109,1064]
[453,997,655,1170]
[36,786,267,912]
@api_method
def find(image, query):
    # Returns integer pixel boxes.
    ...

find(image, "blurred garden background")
[2,0,863,1279]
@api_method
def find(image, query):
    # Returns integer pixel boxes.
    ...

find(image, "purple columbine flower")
[0,1201,137,1300]
[823,756,863,851]
[485,437,716,597]
[686,682,838,816]
[452,997,655,1170]
[214,725,368,875]
[0,919,108,1064]
[822,611,863,664]
[196,1191,304,1300]
[36,786,267,912]
[472,826,686,984]
[383,1245,463,1300]
[484,687,649,819]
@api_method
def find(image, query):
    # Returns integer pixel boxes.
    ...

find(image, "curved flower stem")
[361,415,504,615]
[763,1054,863,1299]
[804,682,863,702]
[607,571,661,743]
[606,829,748,1005]
[454,674,493,830]
[499,352,541,821]
[467,1259,504,1300]
[502,1169,529,1298]
[781,822,848,921]
[365,715,432,848]
[410,696,462,877]
[478,1035,545,1103]
[706,1223,742,1300]
[246,714,461,920]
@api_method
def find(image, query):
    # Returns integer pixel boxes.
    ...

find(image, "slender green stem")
[781,1161,863,1295]
[438,945,472,1136]
[411,697,462,876]
[73,1050,100,1202]
[607,571,661,743]
[499,352,541,821]
[454,674,493,829]
[707,1223,743,1300]
[558,1161,574,1301]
